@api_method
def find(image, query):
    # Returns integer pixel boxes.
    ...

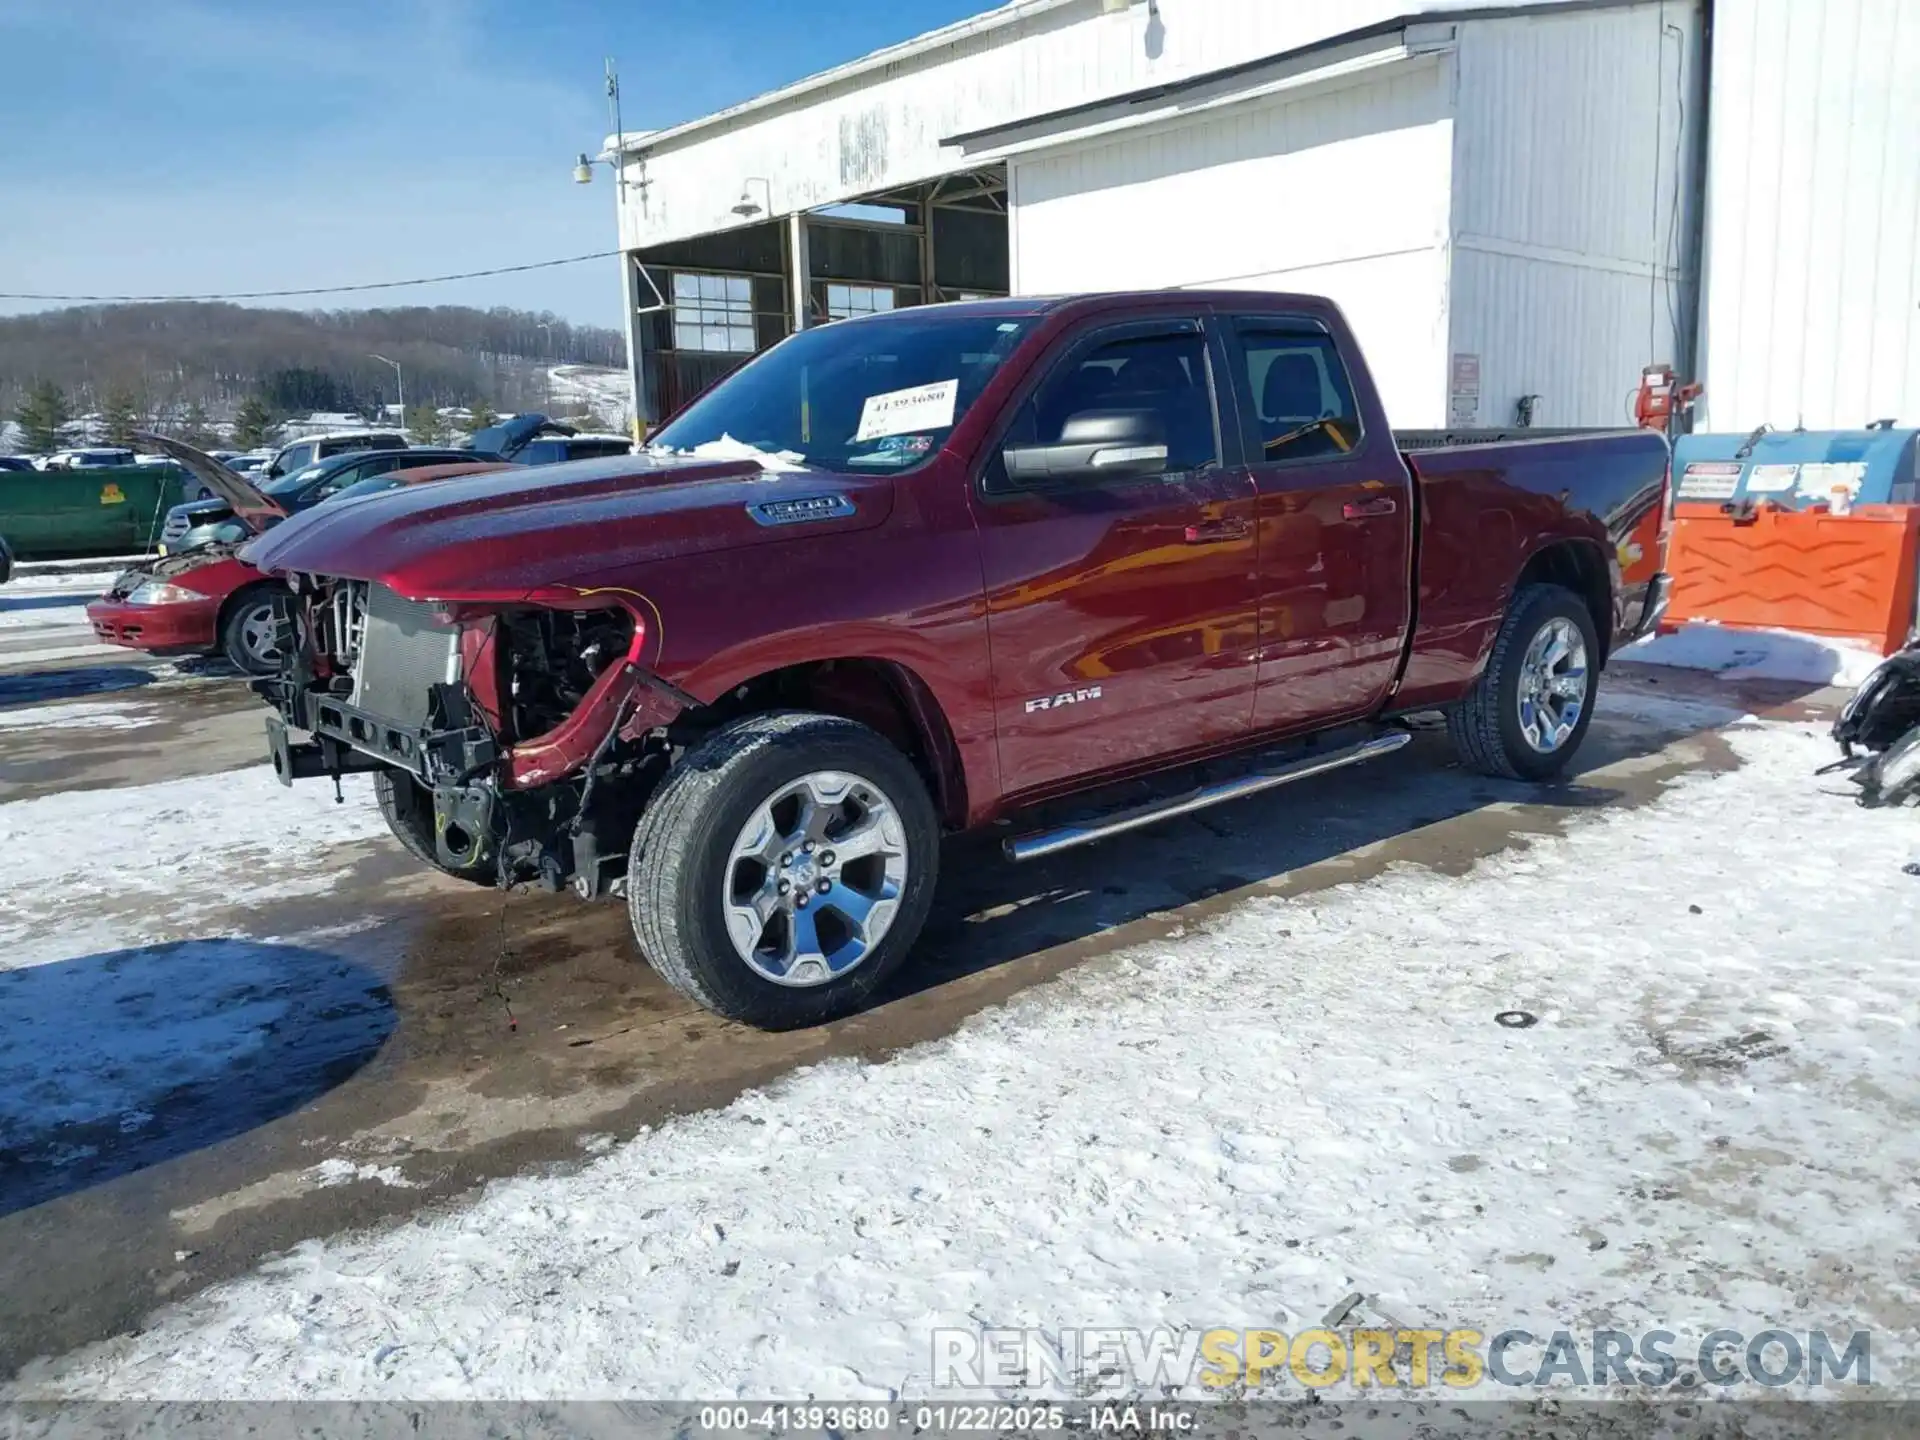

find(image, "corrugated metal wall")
[625,0,1511,248]
[1698,0,1920,431]
[1446,3,1705,428]
[1008,59,1456,424]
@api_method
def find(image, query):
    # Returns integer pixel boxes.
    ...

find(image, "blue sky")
[0,0,989,329]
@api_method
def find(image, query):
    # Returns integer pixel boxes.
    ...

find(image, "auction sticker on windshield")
[855,379,958,442]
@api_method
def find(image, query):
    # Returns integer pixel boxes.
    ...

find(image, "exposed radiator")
[350,583,460,727]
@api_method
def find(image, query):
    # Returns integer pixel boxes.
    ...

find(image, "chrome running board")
[1003,730,1413,863]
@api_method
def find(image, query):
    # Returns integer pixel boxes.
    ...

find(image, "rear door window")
[1229,320,1363,463]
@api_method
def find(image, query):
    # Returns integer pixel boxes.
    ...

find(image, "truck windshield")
[648,311,1036,472]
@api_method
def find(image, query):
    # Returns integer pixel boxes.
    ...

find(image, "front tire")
[627,711,940,1029]
[374,768,496,886]
[1447,582,1599,781]
[219,585,282,676]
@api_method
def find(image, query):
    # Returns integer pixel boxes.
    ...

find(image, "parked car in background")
[176,449,271,501]
[158,446,486,553]
[91,437,519,673]
[0,457,33,472]
[468,413,633,463]
[262,430,407,481]
[39,448,137,470]
[245,291,1674,1029]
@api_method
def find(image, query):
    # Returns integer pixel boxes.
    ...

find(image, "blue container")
[1672,426,1920,510]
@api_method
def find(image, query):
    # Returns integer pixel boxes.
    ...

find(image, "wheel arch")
[1513,538,1613,663]
[679,656,970,830]
[214,574,280,633]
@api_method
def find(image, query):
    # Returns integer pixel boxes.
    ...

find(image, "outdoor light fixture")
[573,152,595,185]
[732,177,774,219]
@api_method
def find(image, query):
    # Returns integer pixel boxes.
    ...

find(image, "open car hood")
[134,432,289,530]
[468,412,570,460]
[106,540,248,597]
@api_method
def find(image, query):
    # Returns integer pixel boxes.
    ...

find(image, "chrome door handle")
[1184,517,1250,544]
[1342,496,1398,519]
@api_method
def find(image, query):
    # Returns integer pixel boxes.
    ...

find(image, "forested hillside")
[0,302,626,422]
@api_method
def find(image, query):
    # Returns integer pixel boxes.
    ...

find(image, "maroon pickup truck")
[243,292,1672,1029]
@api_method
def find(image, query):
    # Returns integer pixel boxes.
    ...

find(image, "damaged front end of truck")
[257,575,693,897]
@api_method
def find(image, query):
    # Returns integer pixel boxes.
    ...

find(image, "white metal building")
[607,0,1916,434]
[1696,0,1920,431]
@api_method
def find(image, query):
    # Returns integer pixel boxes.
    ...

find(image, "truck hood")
[136,432,288,530]
[237,452,894,600]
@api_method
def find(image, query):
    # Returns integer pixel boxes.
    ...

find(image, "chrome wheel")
[237,602,280,667]
[1517,616,1589,753]
[722,769,908,987]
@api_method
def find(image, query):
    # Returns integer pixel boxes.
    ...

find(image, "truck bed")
[1392,427,1673,710]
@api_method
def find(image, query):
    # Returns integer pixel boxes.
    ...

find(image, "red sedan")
[88,444,516,673]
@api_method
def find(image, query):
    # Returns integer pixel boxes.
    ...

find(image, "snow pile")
[13,703,1919,1401]
[1624,622,1887,687]
[668,434,807,474]
[308,1159,418,1191]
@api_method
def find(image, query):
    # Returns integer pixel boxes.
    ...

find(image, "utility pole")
[537,321,555,415]
[575,58,648,441]
[370,353,404,434]
[607,58,644,441]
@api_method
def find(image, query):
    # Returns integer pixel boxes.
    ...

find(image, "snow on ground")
[0,764,385,966]
[4,567,126,595]
[13,698,1919,1401]
[0,764,396,1218]
[0,935,394,1181]
[0,567,124,666]
[0,571,113,631]
[1625,622,1888,687]
[0,700,160,731]
[546,364,633,432]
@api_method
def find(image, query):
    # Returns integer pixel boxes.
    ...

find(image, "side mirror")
[1002,408,1169,485]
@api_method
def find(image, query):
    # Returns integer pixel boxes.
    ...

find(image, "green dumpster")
[0,466,190,559]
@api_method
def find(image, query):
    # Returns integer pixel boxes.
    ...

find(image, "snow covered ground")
[0,763,395,1221]
[10,695,1917,1402]
[1624,622,1888,687]
[546,365,633,432]
[0,764,384,966]
[0,566,124,670]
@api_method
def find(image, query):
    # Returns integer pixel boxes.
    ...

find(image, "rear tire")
[627,711,939,1030]
[1447,582,1599,781]
[219,585,282,676]
[374,768,495,886]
